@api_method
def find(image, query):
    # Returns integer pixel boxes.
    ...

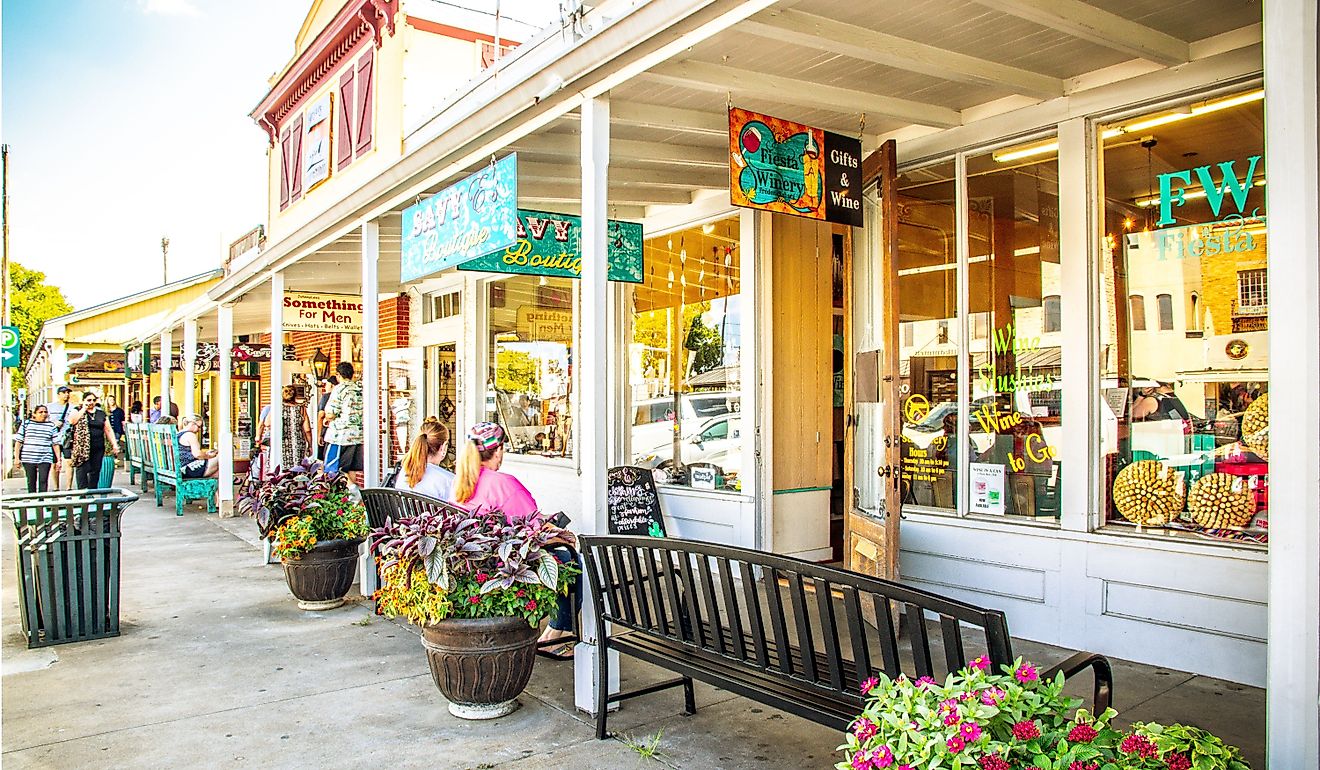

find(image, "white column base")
[262,538,274,565]
[359,542,378,598]
[573,642,621,715]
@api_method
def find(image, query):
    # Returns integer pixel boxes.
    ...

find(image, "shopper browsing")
[393,419,455,501]
[13,405,62,493]
[45,385,74,490]
[323,362,364,475]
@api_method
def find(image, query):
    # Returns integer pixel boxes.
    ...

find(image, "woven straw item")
[1113,460,1185,526]
[1241,393,1268,460]
[1187,472,1256,529]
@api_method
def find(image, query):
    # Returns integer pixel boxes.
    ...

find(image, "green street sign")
[1,326,19,368]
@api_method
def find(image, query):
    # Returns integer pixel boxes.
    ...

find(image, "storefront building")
[137,0,1315,760]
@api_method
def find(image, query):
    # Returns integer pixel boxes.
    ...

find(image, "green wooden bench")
[146,425,217,516]
[124,423,153,492]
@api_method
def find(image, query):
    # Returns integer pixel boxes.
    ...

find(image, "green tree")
[9,262,73,391]
[684,314,725,375]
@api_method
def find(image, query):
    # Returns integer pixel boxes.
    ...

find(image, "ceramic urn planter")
[281,538,361,611]
[422,615,539,719]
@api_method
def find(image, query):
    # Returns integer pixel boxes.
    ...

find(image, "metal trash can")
[2,488,138,648]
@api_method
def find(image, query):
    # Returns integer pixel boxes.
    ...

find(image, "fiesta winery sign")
[282,291,363,333]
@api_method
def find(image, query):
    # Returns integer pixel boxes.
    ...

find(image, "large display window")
[627,217,743,492]
[1097,88,1267,546]
[482,275,574,458]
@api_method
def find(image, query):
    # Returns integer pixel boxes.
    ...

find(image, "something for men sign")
[729,107,863,227]
[283,291,363,333]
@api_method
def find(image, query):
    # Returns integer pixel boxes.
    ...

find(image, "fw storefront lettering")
[1157,154,1263,227]
[1153,214,1261,262]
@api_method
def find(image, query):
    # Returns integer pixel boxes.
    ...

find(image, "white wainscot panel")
[1100,581,1266,642]
[656,487,755,549]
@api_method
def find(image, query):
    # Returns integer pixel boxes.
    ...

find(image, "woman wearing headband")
[453,422,579,658]
[395,419,455,501]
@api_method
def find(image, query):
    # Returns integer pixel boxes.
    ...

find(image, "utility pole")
[2,145,12,469]
[161,236,169,285]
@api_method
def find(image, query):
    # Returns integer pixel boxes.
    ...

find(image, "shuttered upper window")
[280,47,375,208]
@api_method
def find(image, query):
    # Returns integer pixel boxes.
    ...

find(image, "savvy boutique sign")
[401,154,519,282]
[728,108,863,227]
[457,209,644,283]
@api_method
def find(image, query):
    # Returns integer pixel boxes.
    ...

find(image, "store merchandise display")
[1112,460,1186,526]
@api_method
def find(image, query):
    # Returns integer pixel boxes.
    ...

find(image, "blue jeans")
[548,546,582,633]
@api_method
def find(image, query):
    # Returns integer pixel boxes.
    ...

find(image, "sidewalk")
[1,471,1264,768]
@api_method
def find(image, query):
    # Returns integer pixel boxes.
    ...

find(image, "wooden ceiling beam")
[644,59,962,128]
[520,183,696,207]
[517,161,727,189]
[510,133,728,168]
[742,8,1064,100]
[970,0,1189,66]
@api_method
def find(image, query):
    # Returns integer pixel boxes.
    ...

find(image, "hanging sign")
[282,291,363,333]
[400,154,519,282]
[304,93,333,190]
[457,210,644,282]
[729,108,863,227]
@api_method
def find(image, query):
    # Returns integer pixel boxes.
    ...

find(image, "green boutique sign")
[457,210,644,283]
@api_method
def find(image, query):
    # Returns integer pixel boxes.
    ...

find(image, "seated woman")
[452,422,579,658]
[177,415,220,479]
[395,419,454,501]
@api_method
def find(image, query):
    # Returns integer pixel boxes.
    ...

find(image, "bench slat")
[873,596,901,677]
[765,568,794,675]
[739,560,770,669]
[941,614,966,673]
[625,547,652,629]
[697,554,726,656]
[610,545,638,627]
[677,552,706,648]
[643,546,670,637]
[843,586,872,688]
[906,602,934,679]
[814,577,845,691]
[718,557,747,662]
[659,548,688,643]
[789,572,817,682]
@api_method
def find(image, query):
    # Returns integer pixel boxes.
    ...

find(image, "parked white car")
[629,392,740,463]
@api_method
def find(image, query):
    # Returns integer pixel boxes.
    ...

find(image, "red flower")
[1010,720,1041,741]
[978,757,1010,770]
[1068,763,1099,770]
[1067,724,1099,743]
[516,589,526,598]
[1165,753,1192,770]
[1119,734,1159,758]
[467,596,481,604]
[475,572,489,583]
[525,600,538,611]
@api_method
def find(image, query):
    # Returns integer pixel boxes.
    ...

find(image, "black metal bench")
[580,535,1112,739]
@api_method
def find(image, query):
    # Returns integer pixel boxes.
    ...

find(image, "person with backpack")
[45,385,75,490]
[13,404,62,492]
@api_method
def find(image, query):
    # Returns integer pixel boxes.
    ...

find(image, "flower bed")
[837,657,1251,770]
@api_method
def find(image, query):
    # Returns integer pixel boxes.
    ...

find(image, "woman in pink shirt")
[452,422,579,657]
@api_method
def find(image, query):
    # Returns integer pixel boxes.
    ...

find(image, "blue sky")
[3,0,309,307]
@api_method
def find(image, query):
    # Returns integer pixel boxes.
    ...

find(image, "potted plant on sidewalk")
[370,506,577,720]
[237,460,368,610]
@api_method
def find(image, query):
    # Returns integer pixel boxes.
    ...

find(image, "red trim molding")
[405,16,520,47]
[251,0,398,144]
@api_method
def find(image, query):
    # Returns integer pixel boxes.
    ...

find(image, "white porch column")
[182,318,198,415]
[1265,0,1319,763]
[269,272,285,471]
[160,328,173,413]
[361,220,381,487]
[573,92,619,715]
[217,304,234,515]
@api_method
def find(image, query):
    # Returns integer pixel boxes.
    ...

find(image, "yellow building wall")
[62,279,221,343]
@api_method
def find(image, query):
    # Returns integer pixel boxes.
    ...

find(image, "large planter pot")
[422,616,539,720]
[281,538,361,611]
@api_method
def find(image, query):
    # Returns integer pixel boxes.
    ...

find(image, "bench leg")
[155,482,164,507]
[596,642,610,740]
[176,493,185,516]
[683,676,696,715]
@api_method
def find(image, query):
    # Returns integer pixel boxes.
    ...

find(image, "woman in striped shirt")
[13,405,62,493]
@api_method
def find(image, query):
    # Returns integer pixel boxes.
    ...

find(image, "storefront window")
[898,160,958,513]
[483,275,573,458]
[1098,88,1267,545]
[964,143,1062,521]
[627,217,742,492]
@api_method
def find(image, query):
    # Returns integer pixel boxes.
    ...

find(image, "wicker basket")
[1187,472,1256,529]
[1113,459,1185,526]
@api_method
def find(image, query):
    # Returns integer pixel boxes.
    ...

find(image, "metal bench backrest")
[581,535,1016,697]
[146,425,178,481]
[360,487,468,532]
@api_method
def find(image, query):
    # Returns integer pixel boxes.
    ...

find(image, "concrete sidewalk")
[1,472,1264,769]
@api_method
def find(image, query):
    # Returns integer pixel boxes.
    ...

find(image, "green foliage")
[271,484,368,560]
[370,507,578,628]
[495,349,540,394]
[684,313,725,375]
[836,659,1252,770]
[620,730,668,763]
[9,262,73,390]
[632,301,718,384]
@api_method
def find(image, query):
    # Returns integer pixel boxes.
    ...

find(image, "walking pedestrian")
[46,385,75,490]
[67,392,120,490]
[323,363,363,476]
[316,376,338,459]
[260,386,311,470]
[13,405,62,493]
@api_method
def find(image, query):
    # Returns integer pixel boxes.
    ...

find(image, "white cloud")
[138,0,202,17]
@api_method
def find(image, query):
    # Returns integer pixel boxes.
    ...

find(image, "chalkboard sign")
[607,465,666,537]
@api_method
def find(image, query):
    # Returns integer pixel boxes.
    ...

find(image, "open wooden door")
[844,140,902,581]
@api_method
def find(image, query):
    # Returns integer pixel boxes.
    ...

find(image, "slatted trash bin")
[2,488,138,648]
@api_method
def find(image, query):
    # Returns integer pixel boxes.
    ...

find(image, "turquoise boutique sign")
[400,154,519,282]
[458,209,644,283]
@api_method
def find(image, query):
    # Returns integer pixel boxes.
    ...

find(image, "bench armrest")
[1042,651,1113,713]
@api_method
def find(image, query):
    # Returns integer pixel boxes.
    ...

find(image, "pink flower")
[859,676,880,695]
[1068,763,1099,770]
[946,735,965,753]
[979,757,1010,770]
[1119,734,1159,758]
[1015,663,1039,683]
[852,718,878,742]
[525,600,538,611]
[475,572,489,583]
[943,712,960,726]
[979,687,1006,705]
[898,766,913,770]
[871,746,894,768]
[1011,720,1041,741]
[515,589,526,598]
[467,596,481,604]
[969,655,990,671]
[1067,724,1099,743]
[915,676,936,689]
[959,721,982,742]
[850,752,872,770]
[1165,753,1192,770]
